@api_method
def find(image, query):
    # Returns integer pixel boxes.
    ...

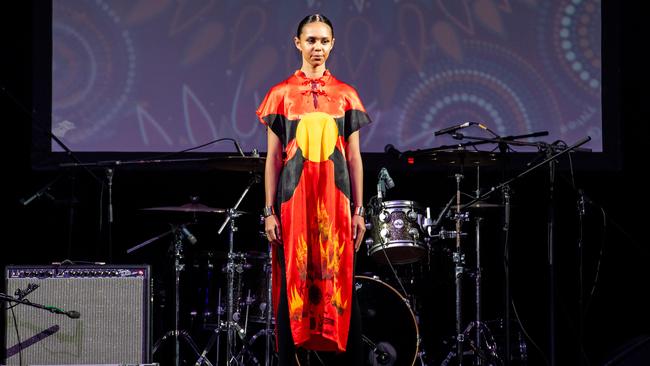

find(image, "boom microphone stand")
[1,292,81,359]
[453,136,592,364]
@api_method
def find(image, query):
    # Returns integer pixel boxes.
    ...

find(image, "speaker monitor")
[4,265,151,365]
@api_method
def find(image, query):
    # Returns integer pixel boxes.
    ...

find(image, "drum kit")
[125,150,531,366]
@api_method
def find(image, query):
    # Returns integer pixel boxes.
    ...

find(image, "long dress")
[256,70,371,352]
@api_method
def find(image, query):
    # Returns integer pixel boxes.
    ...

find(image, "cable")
[502,191,549,366]
[365,195,410,299]
[585,206,607,314]
[510,299,549,366]
[136,137,245,161]
[10,305,23,366]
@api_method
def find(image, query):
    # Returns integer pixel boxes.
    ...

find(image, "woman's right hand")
[265,214,282,244]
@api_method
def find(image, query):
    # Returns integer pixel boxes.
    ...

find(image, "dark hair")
[296,14,334,38]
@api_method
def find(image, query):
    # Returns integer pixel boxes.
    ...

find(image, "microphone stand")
[0,293,80,318]
[402,131,551,159]
[106,168,114,262]
[20,129,105,258]
[2,292,82,358]
[451,136,592,365]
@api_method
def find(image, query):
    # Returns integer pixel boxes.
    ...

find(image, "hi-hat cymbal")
[208,156,266,172]
[141,202,247,215]
[412,149,498,166]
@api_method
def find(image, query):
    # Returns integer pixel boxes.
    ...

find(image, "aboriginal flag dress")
[257,70,371,352]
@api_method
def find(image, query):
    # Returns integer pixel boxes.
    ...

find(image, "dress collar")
[295,69,332,83]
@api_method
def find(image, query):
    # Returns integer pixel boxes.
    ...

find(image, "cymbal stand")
[468,164,500,365]
[151,228,209,366]
[453,173,467,366]
[196,173,260,366]
[440,170,500,366]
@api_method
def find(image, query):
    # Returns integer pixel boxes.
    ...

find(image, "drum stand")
[452,173,467,366]
[441,167,500,366]
[194,174,261,366]
[151,229,209,366]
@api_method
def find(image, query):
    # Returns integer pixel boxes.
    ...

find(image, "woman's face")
[294,22,334,68]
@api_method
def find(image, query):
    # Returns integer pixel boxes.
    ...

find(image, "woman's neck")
[300,63,326,79]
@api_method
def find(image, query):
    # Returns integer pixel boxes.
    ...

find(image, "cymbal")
[208,156,266,172]
[412,150,498,166]
[141,202,246,215]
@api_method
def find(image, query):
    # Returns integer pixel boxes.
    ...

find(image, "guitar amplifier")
[4,265,151,365]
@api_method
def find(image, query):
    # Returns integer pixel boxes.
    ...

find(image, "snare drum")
[368,200,427,265]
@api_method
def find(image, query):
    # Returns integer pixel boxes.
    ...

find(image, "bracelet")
[353,206,365,217]
[262,206,275,218]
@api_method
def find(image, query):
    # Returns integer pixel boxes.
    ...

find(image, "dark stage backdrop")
[50,0,602,153]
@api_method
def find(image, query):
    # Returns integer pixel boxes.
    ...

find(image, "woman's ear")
[331,37,335,50]
[294,36,302,51]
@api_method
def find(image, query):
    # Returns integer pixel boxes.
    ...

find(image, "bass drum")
[356,275,419,366]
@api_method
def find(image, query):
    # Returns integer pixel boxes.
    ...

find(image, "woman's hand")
[351,214,366,252]
[265,214,282,245]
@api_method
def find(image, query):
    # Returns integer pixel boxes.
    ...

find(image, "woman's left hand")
[351,214,366,252]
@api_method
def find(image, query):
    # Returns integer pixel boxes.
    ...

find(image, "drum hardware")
[140,200,248,215]
[439,320,501,366]
[262,242,274,366]
[451,172,468,366]
[469,162,502,366]
[194,173,263,366]
[438,162,504,366]
[127,223,210,366]
[376,166,396,204]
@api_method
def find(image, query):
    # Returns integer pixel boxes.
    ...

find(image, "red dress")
[257,70,371,352]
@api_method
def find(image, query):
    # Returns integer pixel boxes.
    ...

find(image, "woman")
[257,14,371,365]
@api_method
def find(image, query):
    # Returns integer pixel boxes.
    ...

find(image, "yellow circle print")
[295,112,338,162]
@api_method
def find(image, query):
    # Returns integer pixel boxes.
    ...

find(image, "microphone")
[379,167,395,190]
[384,144,402,159]
[434,122,476,136]
[180,225,198,245]
[45,306,81,319]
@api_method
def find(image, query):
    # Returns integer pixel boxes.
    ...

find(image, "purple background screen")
[51,0,602,153]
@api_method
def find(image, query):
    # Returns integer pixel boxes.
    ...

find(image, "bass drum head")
[356,275,419,366]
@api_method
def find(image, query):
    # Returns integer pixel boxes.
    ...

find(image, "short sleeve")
[256,85,287,141]
[343,87,372,139]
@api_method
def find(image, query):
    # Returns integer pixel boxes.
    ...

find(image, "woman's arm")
[264,128,284,244]
[346,131,366,251]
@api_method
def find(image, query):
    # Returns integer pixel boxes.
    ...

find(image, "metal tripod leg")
[152,231,211,365]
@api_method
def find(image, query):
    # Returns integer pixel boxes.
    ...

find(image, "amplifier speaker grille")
[4,265,150,365]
